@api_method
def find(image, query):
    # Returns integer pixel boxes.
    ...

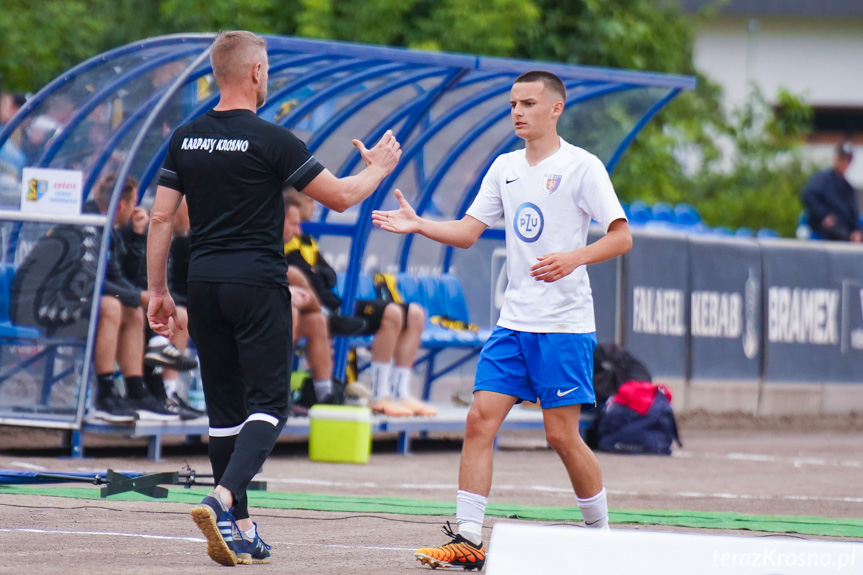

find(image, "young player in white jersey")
[372,70,632,571]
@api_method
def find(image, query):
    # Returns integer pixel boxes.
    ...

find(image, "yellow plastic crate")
[308,405,372,464]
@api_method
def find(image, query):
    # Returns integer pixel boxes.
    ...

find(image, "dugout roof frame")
[0,34,694,427]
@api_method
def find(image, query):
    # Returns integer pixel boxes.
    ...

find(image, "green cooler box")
[308,405,373,464]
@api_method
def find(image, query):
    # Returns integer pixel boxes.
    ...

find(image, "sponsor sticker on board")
[20,167,83,216]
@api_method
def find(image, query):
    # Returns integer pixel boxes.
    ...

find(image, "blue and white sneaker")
[190,491,239,566]
[237,522,272,565]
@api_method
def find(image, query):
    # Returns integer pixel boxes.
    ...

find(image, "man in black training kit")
[147,30,401,567]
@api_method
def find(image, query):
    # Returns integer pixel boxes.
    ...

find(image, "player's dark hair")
[283,190,302,211]
[96,172,138,204]
[514,71,566,103]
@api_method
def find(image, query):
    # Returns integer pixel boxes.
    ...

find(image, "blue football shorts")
[474,327,597,408]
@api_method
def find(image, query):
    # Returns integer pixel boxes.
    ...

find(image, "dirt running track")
[1,415,862,574]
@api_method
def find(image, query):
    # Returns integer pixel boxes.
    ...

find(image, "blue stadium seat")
[735,227,754,238]
[0,265,41,339]
[439,274,471,323]
[796,212,823,240]
[651,202,675,223]
[418,275,446,318]
[673,203,701,227]
[628,201,653,225]
[712,226,733,236]
[336,272,377,300]
[396,273,422,305]
[357,274,376,300]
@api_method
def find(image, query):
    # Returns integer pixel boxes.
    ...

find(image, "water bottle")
[187,367,205,412]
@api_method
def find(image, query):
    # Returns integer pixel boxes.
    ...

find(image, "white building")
[681,0,863,186]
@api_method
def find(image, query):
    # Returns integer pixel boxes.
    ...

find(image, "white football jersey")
[466,137,626,333]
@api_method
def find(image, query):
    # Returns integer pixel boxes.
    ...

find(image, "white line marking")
[726,453,777,462]
[718,452,861,468]
[0,528,204,542]
[397,483,459,490]
[607,490,863,504]
[9,462,47,471]
[0,528,413,551]
[263,478,378,488]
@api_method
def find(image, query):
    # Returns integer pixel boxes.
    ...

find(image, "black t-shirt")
[158,109,324,286]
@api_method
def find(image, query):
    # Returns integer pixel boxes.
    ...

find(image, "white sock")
[370,362,391,400]
[577,487,609,530]
[243,525,256,540]
[149,335,169,348]
[391,366,412,399]
[163,379,178,398]
[456,489,487,545]
[313,379,333,401]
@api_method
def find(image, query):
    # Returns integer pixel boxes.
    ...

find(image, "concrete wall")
[691,15,863,187]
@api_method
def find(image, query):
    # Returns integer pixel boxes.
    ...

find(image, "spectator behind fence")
[802,141,862,242]
[84,174,181,421]
[0,92,26,129]
[283,194,341,409]
[284,189,436,417]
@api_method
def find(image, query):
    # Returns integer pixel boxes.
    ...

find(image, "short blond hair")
[210,31,267,86]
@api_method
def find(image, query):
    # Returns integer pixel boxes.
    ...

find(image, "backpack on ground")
[592,342,652,403]
[584,343,652,449]
[596,382,682,455]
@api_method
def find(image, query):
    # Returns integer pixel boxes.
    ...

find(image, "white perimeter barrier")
[487,523,861,575]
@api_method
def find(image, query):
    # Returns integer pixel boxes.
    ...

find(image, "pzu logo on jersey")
[514,202,544,243]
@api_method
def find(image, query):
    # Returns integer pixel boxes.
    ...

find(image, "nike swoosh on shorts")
[556,387,579,397]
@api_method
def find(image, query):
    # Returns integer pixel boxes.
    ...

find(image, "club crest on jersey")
[544,174,562,194]
[513,202,544,243]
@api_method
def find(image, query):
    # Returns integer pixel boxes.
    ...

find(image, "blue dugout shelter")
[0,34,694,432]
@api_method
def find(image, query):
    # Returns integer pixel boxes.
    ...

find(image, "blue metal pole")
[436,84,640,272]
[314,71,510,223]
[257,60,375,119]
[605,88,681,174]
[278,63,415,129]
[75,47,214,430]
[336,69,476,313]
[134,53,330,198]
[35,48,205,168]
[305,68,453,151]
[330,68,470,379]
[398,79,601,270]
[0,35,214,149]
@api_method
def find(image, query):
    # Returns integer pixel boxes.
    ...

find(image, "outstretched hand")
[148,292,182,338]
[372,189,419,235]
[352,129,401,175]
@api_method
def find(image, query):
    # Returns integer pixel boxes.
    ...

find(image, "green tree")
[0,0,816,235]
[516,0,813,236]
[0,1,111,90]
